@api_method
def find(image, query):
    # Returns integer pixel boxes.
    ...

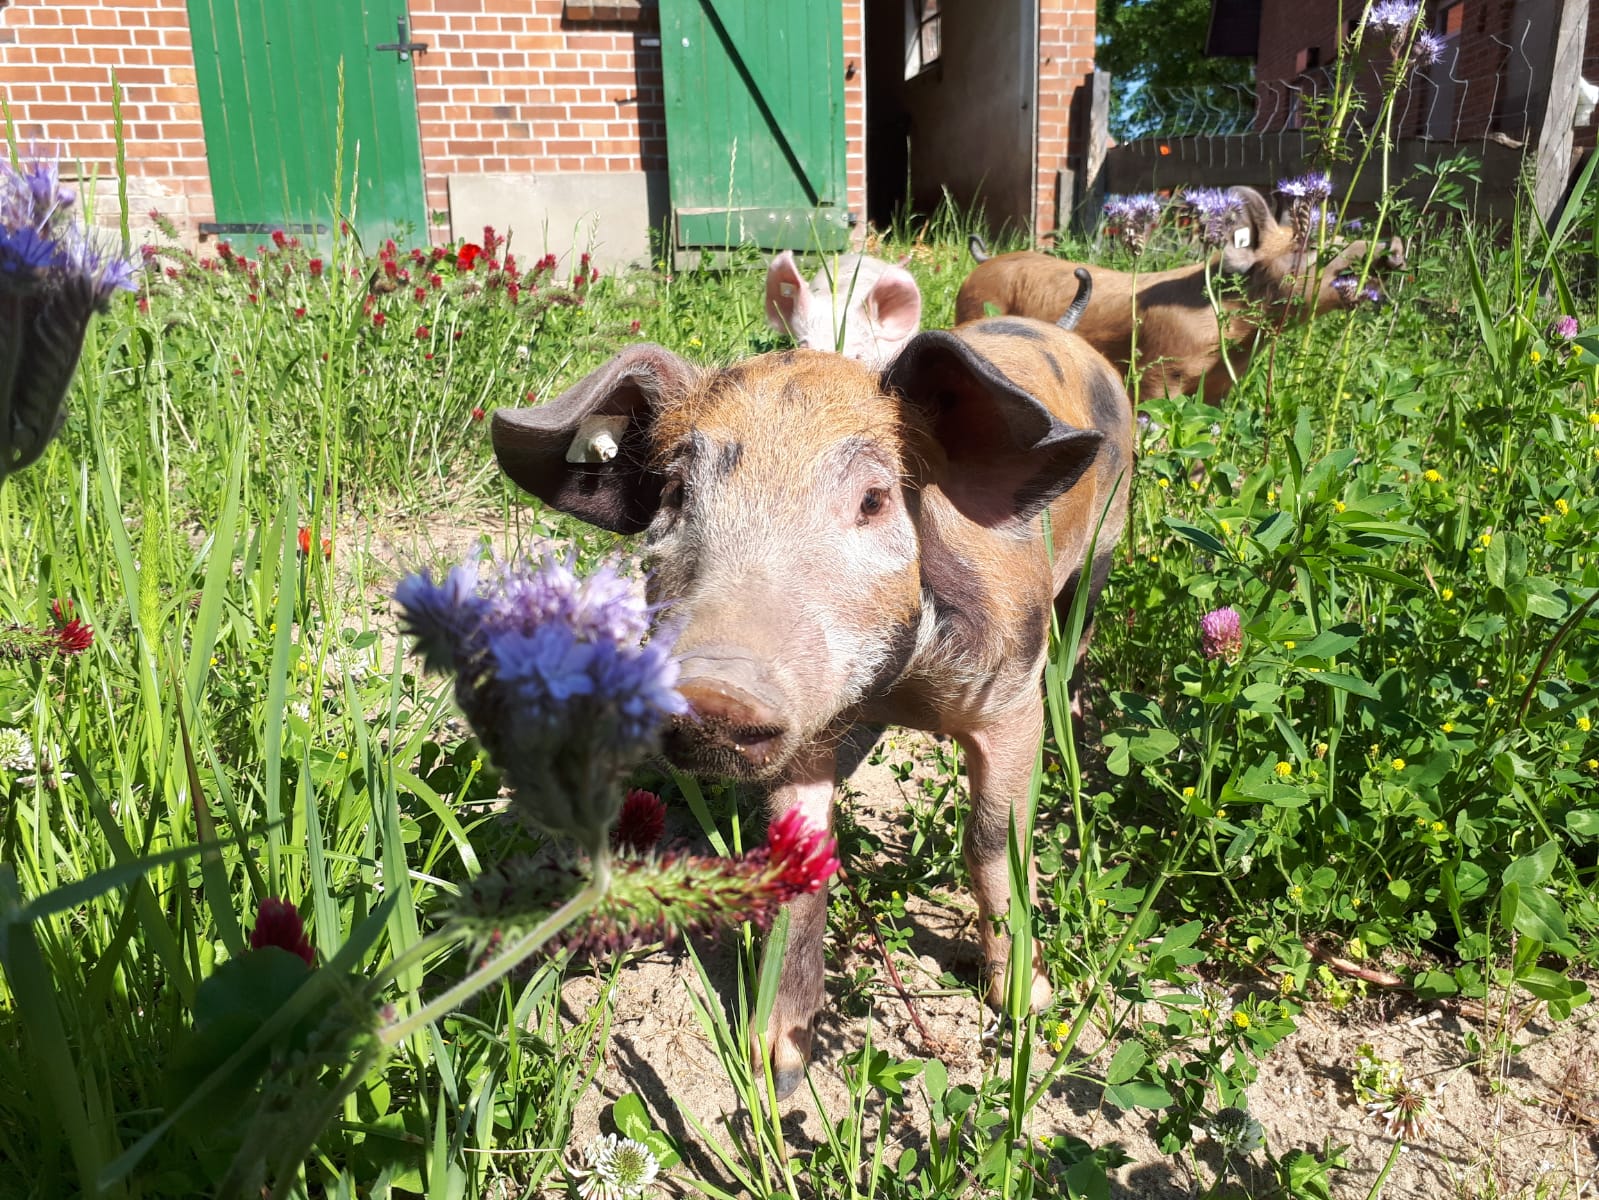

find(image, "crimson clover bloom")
[0,601,95,660]
[610,787,667,855]
[250,896,315,967]
[458,805,841,956]
[1185,188,1245,249]
[1103,193,1164,255]
[1,154,138,485]
[396,555,686,855]
[1200,606,1244,662]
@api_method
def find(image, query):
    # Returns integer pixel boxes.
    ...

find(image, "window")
[904,0,941,81]
[1294,46,1322,73]
[1440,2,1464,36]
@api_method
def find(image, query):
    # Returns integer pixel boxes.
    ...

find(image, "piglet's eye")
[858,487,888,524]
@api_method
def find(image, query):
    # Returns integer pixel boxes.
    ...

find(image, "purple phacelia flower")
[1553,315,1580,340]
[1364,0,1420,33]
[1413,31,1446,65]
[1103,193,1165,255]
[1186,187,1246,248]
[1200,606,1244,662]
[1276,172,1333,203]
[396,554,685,855]
[1,154,140,486]
[1332,275,1361,304]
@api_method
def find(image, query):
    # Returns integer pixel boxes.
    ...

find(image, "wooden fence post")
[1530,0,1590,234]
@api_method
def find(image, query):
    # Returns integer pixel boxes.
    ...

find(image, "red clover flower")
[395,555,687,855]
[250,897,315,967]
[1553,315,1579,340]
[610,788,667,855]
[1200,606,1244,662]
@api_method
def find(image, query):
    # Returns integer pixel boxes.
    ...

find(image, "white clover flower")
[0,726,36,772]
[565,1133,661,1199]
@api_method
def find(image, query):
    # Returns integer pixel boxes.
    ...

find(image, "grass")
[0,153,1595,1200]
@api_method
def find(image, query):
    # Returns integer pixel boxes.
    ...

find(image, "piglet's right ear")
[492,344,698,534]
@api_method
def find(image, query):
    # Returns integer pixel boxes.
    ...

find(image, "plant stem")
[1364,1138,1403,1200]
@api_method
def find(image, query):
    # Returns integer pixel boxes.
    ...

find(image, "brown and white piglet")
[492,322,1132,1099]
[956,186,1406,403]
[764,250,923,368]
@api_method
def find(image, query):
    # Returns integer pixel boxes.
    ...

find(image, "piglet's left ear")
[884,330,1102,528]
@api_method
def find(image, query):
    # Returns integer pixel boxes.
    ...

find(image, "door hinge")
[376,17,428,61]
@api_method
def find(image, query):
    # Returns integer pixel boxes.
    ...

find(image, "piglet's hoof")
[754,1023,813,1101]
[982,953,1054,1013]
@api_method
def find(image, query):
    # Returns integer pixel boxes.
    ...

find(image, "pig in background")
[764,250,922,368]
[957,186,1406,404]
[493,315,1132,1099]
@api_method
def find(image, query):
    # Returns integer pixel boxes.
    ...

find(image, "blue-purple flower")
[1186,187,1245,248]
[1277,173,1334,243]
[1363,0,1420,33]
[1,153,139,485]
[396,555,686,854]
[1103,193,1165,255]
[1413,31,1446,66]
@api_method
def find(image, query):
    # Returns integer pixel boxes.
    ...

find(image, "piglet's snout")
[667,649,789,771]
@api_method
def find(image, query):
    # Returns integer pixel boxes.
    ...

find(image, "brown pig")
[956,187,1406,403]
[492,318,1133,1099]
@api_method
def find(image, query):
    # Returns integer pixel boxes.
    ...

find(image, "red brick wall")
[1037,0,1097,232]
[0,0,213,235]
[406,0,668,241]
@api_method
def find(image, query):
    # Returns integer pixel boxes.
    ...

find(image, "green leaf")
[1104,1041,1147,1087]
[1106,1080,1173,1111]
[1507,886,1570,946]
[1565,810,1599,839]
[1502,841,1559,886]
[1163,517,1228,555]
[1308,671,1380,699]
[1296,624,1362,661]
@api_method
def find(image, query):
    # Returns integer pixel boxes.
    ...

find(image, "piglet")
[492,319,1132,1099]
[764,250,922,368]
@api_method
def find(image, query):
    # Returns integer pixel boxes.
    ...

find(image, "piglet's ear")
[765,251,811,336]
[1221,185,1276,272]
[492,344,698,534]
[884,330,1102,528]
[866,264,922,345]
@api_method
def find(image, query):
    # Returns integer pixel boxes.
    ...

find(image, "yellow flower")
[1231,1011,1251,1030]
[1053,1020,1070,1042]
[1588,759,1599,770]
[1219,519,1232,535]
[1431,821,1446,834]
[687,336,703,348]
[1589,413,1599,427]
[1288,885,1304,902]
[1478,531,1493,547]
[1274,761,1293,778]
[1351,895,1362,908]
[1539,514,1552,525]
[1529,349,1542,363]
[269,622,278,633]
[209,656,218,667]
[1441,587,1454,601]
[1190,479,1203,492]
[336,750,348,760]
[1555,498,1570,515]
[1182,786,1196,797]
[1578,716,1593,732]
[1266,490,1277,503]
[1333,500,1347,513]
[1441,721,1454,733]
[1422,469,1441,483]
[1391,757,1406,771]
[1157,477,1170,489]
[1485,695,1497,707]
[1369,743,1381,756]
[1216,808,1227,820]
[1284,639,1296,650]
[297,659,309,673]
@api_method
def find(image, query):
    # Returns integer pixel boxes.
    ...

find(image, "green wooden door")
[660,0,851,254]
[187,0,427,248]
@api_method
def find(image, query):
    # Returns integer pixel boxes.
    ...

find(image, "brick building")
[0,0,1097,267]
[1208,0,1598,144]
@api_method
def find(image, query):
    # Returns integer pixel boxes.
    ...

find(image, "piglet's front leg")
[753,740,838,1101]
[955,696,1053,1014]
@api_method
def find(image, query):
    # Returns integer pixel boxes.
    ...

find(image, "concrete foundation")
[446,171,669,272]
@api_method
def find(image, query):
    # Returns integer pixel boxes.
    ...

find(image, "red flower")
[340,220,350,236]
[761,808,840,900]
[165,266,178,279]
[471,406,486,422]
[611,788,667,855]
[482,224,500,252]
[428,273,443,290]
[250,897,315,967]
[297,526,312,554]
[247,293,259,305]
[629,319,641,334]
[383,259,399,279]
[372,311,386,328]
[456,243,482,271]
[271,229,287,248]
[321,537,333,559]
[410,248,426,265]
[294,307,307,319]
[136,296,149,313]
[217,241,233,260]
[50,601,93,655]
[416,325,429,339]
[413,286,426,303]
[525,389,537,401]
[382,238,398,261]
[308,258,324,277]
[590,268,601,284]
[453,329,463,341]
[507,281,520,304]
[424,352,434,361]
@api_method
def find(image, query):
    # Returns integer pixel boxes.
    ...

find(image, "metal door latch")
[377,17,428,61]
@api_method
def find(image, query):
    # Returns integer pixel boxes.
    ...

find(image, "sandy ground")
[553,732,1599,1200]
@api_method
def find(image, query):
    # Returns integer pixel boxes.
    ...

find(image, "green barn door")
[187,0,427,247]
[660,0,851,256]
